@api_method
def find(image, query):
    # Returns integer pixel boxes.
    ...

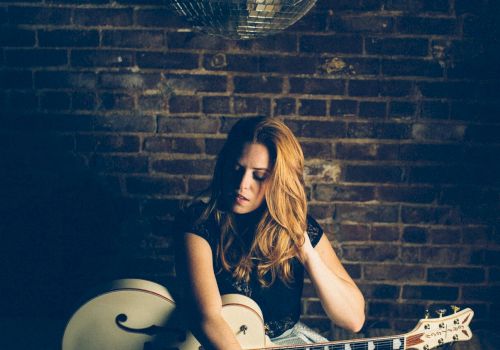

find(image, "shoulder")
[175,201,214,240]
[306,215,324,247]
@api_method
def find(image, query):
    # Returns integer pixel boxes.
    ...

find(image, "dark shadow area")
[0,138,178,322]
[1,153,123,319]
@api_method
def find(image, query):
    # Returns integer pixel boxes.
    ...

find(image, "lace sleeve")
[306,215,324,247]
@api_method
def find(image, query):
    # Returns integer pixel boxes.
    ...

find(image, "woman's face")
[224,142,271,215]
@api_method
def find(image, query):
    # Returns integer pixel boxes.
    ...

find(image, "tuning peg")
[451,305,460,313]
[424,309,430,319]
[436,309,447,318]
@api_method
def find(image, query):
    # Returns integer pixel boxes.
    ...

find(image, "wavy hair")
[198,116,307,286]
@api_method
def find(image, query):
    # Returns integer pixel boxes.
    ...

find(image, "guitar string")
[269,337,406,350]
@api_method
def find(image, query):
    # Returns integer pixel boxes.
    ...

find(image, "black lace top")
[175,202,324,338]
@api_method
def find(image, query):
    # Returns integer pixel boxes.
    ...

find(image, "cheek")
[256,182,268,199]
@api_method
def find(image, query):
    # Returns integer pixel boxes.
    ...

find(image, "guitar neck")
[270,334,407,350]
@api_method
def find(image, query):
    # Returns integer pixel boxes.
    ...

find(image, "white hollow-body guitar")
[62,279,474,350]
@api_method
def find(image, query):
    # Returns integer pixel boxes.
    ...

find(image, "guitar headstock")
[405,306,474,350]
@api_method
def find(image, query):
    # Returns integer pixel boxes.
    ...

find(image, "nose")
[238,170,252,190]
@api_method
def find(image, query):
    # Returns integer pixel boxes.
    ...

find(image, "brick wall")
[1,0,498,336]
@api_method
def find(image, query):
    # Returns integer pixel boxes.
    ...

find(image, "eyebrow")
[236,162,270,172]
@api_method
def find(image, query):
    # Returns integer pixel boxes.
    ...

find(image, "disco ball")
[171,0,317,39]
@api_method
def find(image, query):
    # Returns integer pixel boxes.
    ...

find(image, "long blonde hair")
[200,117,307,286]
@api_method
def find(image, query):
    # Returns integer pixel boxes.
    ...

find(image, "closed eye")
[234,163,269,181]
[253,171,268,182]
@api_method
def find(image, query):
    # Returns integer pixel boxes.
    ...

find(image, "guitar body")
[62,279,271,350]
[63,278,474,350]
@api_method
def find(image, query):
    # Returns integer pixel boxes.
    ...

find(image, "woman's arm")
[298,233,365,332]
[178,232,243,350]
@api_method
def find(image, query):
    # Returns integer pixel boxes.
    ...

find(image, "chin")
[232,206,251,214]
[232,203,261,215]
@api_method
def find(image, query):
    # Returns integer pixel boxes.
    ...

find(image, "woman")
[175,117,365,350]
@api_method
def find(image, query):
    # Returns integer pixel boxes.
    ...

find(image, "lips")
[236,193,249,201]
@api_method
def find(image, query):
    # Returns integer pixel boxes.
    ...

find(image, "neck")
[233,205,266,234]
[271,333,406,350]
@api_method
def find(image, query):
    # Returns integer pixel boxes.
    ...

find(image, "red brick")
[429,227,462,244]
[72,50,134,68]
[202,96,230,114]
[167,32,231,50]
[286,120,347,138]
[137,52,199,69]
[0,70,33,89]
[300,35,363,54]
[330,99,357,116]
[93,114,156,132]
[336,223,370,241]
[382,58,443,77]
[99,72,160,89]
[344,164,404,183]
[359,101,387,118]
[5,49,67,67]
[334,203,399,223]
[234,76,282,93]
[40,91,71,111]
[90,155,148,173]
[397,16,458,35]
[332,15,394,33]
[163,74,227,93]
[290,78,345,95]
[76,135,140,152]
[251,33,297,53]
[402,285,458,301]
[298,99,327,116]
[144,137,204,154]
[1,27,36,47]
[364,264,425,282]
[233,97,270,115]
[141,199,182,218]
[9,6,72,25]
[401,205,461,225]
[358,283,400,299]
[168,95,200,113]
[39,30,99,47]
[99,92,135,110]
[402,226,428,243]
[349,79,413,97]
[365,37,429,56]
[336,142,398,161]
[152,159,215,176]
[126,176,185,195]
[372,225,400,242]
[428,267,485,283]
[72,92,97,111]
[73,8,133,26]
[300,141,334,160]
[187,178,211,196]
[377,185,437,203]
[203,54,257,72]
[342,244,399,262]
[102,30,165,48]
[259,55,317,74]
[314,184,374,202]
[158,116,219,134]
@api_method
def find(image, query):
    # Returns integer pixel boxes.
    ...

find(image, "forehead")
[237,143,270,169]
